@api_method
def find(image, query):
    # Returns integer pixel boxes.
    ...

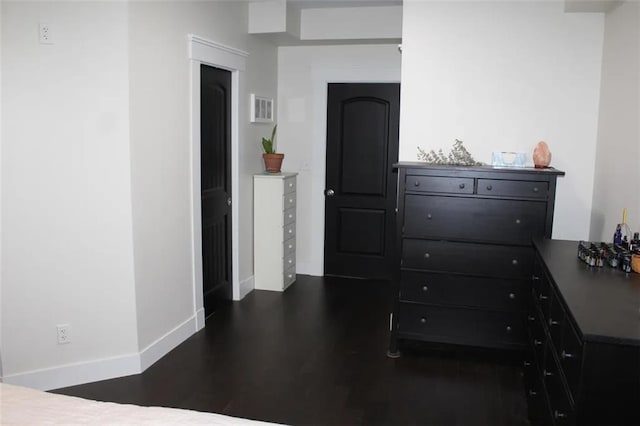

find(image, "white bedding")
[0,382,277,425]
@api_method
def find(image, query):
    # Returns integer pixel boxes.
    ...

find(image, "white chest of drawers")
[253,172,297,291]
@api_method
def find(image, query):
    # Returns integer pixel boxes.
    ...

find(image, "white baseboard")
[296,261,323,276]
[238,275,254,300]
[2,353,141,391]
[3,315,199,391]
[195,307,206,331]
[139,315,197,371]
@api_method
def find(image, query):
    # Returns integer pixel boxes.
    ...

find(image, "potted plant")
[261,124,284,173]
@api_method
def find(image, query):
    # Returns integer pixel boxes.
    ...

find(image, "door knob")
[227,197,232,206]
[325,189,335,196]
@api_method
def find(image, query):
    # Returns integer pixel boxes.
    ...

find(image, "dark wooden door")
[201,64,232,316]
[324,83,400,279]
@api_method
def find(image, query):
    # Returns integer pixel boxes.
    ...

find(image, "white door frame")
[188,34,248,330]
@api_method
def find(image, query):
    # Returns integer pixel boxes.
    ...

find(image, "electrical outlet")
[56,324,71,344]
[39,22,54,44]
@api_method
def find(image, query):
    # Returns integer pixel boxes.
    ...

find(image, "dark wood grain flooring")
[53,275,529,425]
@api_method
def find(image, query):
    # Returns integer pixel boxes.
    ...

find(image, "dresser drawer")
[284,177,296,194]
[406,175,474,194]
[284,252,296,270]
[402,239,534,279]
[283,207,296,226]
[400,271,526,312]
[283,222,296,240]
[477,179,549,198]
[547,288,565,353]
[559,320,582,402]
[282,192,296,210]
[526,307,547,370]
[283,266,296,288]
[398,303,525,348]
[283,237,295,257]
[543,347,575,425]
[404,195,546,244]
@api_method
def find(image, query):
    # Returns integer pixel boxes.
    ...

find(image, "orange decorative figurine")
[533,141,551,168]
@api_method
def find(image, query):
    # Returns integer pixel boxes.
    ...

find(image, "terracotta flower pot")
[263,153,284,173]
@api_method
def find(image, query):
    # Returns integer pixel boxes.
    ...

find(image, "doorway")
[200,64,232,316]
[323,83,400,280]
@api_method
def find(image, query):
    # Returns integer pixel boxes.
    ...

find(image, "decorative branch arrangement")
[417,139,484,166]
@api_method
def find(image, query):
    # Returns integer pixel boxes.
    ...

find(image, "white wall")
[277,45,401,275]
[127,1,278,350]
[400,0,605,240]
[1,0,278,390]
[300,6,402,41]
[590,0,640,241]
[1,1,139,388]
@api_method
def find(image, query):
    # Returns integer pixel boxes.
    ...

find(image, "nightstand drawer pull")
[539,294,548,301]
[549,318,559,326]
[534,339,542,346]
[561,350,575,360]
[544,369,553,377]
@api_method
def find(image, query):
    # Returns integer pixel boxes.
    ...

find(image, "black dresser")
[525,238,640,426]
[389,163,565,354]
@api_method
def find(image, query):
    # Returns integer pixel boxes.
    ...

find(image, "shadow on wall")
[590,211,605,241]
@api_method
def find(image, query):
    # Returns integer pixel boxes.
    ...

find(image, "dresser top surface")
[254,171,298,179]
[395,162,565,176]
[534,238,640,346]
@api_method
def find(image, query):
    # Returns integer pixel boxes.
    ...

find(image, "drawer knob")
[288,274,293,279]
[543,369,553,377]
[288,259,293,264]
[528,315,535,322]
[506,326,512,332]
[424,253,430,259]
[549,318,559,326]
[459,183,465,189]
[532,275,540,281]
[539,294,548,301]
[289,183,293,188]
[289,198,294,204]
[511,259,518,266]
[420,317,427,324]
[288,244,293,249]
[414,181,420,187]
[486,185,493,191]
[288,229,293,234]
[515,219,521,224]
[534,339,542,346]
[421,285,428,292]
[533,187,539,193]
[288,213,293,219]
[528,389,538,397]
[523,360,531,367]
[509,293,516,300]
[561,350,575,360]
[427,213,432,220]
[554,410,567,419]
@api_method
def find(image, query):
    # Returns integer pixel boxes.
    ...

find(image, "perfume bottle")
[614,224,623,245]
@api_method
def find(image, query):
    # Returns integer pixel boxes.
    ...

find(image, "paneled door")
[201,64,232,316]
[324,83,400,279]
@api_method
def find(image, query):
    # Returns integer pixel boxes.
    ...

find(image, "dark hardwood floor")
[53,275,529,425]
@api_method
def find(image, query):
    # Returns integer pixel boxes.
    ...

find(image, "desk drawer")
[477,179,549,198]
[404,195,546,244]
[407,175,474,194]
[398,304,525,347]
[400,271,526,312]
[402,239,534,279]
